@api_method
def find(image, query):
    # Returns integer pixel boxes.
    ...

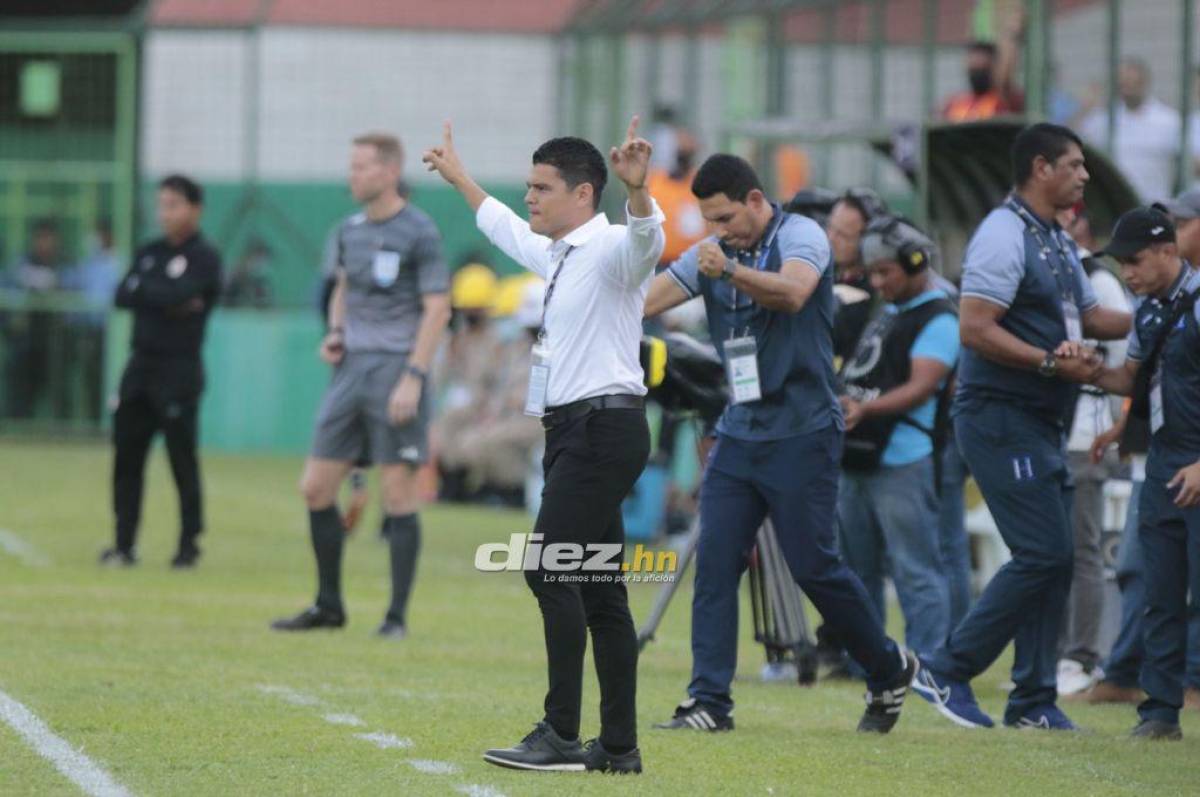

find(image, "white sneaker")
[1056,658,1096,696]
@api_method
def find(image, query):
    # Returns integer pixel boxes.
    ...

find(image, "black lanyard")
[1004,196,1077,305]
[724,210,786,337]
[538,245,574,343]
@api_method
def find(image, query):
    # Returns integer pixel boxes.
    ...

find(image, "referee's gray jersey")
[334,205,450,353]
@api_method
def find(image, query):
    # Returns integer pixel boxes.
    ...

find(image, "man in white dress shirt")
[423,118,664,774]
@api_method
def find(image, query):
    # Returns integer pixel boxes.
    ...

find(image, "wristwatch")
[719,258,737,282]
[1038,351,1058,378]
[405,364,428,382]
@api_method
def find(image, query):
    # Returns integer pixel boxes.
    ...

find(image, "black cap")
[1100,207,1175,260]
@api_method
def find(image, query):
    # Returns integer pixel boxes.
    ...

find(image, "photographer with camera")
[644,154,917,736]
[836,216,958,662]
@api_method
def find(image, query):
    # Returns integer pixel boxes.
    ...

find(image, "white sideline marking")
[0,688,132,797]
[456,785,507,797]
[353,732,413,750]
[0,529,51,567]
[255,685,321,707]
[322,713,365,727]
[408,759,461,775]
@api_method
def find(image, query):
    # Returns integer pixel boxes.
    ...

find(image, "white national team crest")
[166,255,188,279]
[372,250,401,287]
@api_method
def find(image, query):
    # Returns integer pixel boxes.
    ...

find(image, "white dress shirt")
[476,196,666,407]
[1081,97,1181,201]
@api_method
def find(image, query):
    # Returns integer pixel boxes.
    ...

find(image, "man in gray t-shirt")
[273,133,451,638]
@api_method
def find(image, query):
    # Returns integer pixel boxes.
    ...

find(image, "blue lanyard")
[538,245,574,343]
[1004,196,1077,305]
[724,210,785,326]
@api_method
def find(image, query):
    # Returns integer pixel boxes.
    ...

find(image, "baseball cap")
[1100,207,1175,260]
[1155,188,1200,221]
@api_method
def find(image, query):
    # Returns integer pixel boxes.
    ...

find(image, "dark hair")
[966,40,998,58]
[691,154,763,203]
[1011,123,1084,186]
[531,137,607,209]
[159,174,204,206]
[834,187,888,224]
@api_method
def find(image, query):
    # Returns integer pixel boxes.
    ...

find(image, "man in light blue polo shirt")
[837,216,959,661]
[644,155,915,735]
[913,123,1132,730]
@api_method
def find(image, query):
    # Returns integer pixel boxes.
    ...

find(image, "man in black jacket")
[102,174,223,568]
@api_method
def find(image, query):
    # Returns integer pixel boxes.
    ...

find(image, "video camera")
[640,332,728,428]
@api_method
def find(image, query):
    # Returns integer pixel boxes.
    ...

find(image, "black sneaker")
[653,698,734,731]
[483,721,585,771]
[582,739,642,774]
[170,545,201,569]
[857,648,918,734]
[1130,719,1183,740]
[99,548,137,567]
[270,606,346,631]
[375,620,407,640]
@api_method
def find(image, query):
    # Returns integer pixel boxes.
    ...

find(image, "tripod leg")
[636,515,701,649]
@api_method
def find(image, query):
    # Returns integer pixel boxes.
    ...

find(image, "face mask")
[968,68,993,95]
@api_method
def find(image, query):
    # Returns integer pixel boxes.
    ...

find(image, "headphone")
[864,214,932,275]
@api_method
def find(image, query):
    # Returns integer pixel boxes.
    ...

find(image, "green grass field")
[1,440,1198,796]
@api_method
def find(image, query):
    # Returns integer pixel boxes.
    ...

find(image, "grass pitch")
[0,440,1197,796]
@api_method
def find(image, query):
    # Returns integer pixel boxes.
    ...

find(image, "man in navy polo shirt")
[1091,207,1200,740]
[644,154,916,735]
[913,123,1131,730]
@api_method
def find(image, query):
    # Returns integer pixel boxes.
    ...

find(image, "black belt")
[541,394,644,430]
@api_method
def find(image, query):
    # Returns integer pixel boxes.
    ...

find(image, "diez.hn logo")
[474,533,678,582]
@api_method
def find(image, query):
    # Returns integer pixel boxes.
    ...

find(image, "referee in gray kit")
[273,133,451,637]
[424,118,664,774]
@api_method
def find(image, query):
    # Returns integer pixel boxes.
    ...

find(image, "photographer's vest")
[839,295,957,473]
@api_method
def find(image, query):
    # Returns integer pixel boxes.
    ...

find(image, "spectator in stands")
[837,216,959,661]
[648,104,681,173]
[1057,206,1130,697]
[3,218,64,418]
[940,11,1025,122]
[60,218,120,421]
[223,238,274,308]
[1080,58,1181,201]
[648,130,706,267]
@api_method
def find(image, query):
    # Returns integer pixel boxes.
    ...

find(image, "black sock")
[310,506,344,615]
[383,514,421,626]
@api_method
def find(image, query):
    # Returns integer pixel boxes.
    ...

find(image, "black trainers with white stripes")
[653,698,734,732]
[857,648,918,733]
[482,721,586,771]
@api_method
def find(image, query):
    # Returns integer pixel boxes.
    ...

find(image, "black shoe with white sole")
[1130,719,1182,740]
[857,649,918,734]
[99,547,138,567]
[483,721,585,771]
[653,698,734,732]
[582,739,642,774]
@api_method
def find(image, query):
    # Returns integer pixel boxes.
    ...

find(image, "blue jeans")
[838,457,951,659]
[1135,472,1200,725]
[938,435,973,629]
[927,401,1074,722]
[688,427,901,715]
[1103,479,1200,691]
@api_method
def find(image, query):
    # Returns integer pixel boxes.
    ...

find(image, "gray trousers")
[1060,449,1114,670]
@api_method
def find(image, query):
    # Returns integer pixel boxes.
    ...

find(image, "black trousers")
[527,407,649,749]
[112,372,203,554]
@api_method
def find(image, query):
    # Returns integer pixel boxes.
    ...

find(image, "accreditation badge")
[166,255,188,279]
[723,335,762,405]
[372,250,401,287]
[524,341,551,417]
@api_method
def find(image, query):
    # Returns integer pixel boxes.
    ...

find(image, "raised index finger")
[625,114,640,143]
[443,121,454,148]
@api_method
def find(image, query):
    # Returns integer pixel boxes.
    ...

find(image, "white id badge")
[524,342,551,417]
[1150,370,1164,435]
[723,336,762,404]
[1063,301,1082,342]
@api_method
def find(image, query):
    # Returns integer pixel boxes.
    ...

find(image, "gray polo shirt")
[334,205,449,354]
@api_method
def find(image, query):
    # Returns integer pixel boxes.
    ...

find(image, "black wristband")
[405,364,428,381]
